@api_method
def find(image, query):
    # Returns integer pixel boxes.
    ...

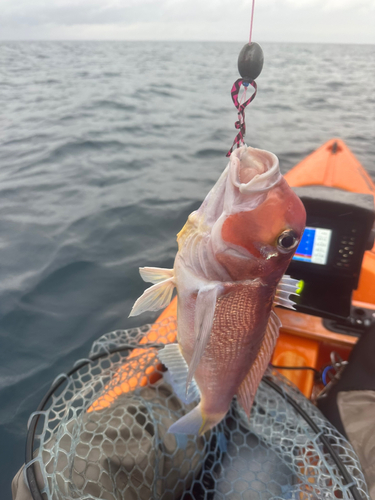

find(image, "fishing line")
[227,0,263,156]
[226,80,257,157]
[249,0,256,43]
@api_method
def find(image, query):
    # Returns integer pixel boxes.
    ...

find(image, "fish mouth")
[230,146,281,193]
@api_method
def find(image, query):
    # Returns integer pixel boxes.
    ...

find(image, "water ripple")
[0,40,374,494]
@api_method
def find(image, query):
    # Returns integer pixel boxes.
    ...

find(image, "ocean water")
[0,41,374,496]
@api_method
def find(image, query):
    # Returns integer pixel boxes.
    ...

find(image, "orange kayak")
[270,139,375,396]
[90,138,375,411]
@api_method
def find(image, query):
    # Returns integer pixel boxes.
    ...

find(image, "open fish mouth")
[230,145,281,194]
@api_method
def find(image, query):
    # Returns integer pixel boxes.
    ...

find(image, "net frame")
[25,318,370,500]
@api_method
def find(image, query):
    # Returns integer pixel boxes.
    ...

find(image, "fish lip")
[230,145,281,193]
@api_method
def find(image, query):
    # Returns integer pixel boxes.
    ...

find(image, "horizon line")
[0,39,374,45]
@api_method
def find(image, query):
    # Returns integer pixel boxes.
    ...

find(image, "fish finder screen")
[293,227,332,265]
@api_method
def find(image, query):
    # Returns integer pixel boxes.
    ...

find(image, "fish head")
[210,146,306,282]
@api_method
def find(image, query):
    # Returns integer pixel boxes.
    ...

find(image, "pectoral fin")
[186,284,222,393]
[129,276,175,317]
[237,310,281,416]
[273,275,300,310]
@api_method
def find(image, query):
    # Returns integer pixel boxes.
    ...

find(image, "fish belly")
[193,283,274,416]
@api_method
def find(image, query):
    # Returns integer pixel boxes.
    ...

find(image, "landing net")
[26,317,369,500]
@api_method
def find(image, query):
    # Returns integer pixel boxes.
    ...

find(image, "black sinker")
[237,42,264,82]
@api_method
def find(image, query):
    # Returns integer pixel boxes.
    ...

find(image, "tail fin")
[168,403,226,436]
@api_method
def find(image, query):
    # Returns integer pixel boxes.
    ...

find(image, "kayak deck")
[155,139,375,397]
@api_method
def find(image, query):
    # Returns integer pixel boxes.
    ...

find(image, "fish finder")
[286,186,375,321]
[293,227,332,266]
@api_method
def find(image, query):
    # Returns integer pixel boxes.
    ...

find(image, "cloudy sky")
[1,0,374,43]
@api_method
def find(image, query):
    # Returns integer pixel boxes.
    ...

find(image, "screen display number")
[293,227,332,265]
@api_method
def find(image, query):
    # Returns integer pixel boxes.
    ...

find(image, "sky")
[1,0,375,44]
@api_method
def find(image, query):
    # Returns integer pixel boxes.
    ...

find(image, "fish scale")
[194,283,275,414]
[131,145,306,434]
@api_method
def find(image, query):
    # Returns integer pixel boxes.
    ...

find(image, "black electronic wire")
[270,363,320,375]
[25,346,362,500]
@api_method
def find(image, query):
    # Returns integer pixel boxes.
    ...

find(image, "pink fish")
[130,145,306,435]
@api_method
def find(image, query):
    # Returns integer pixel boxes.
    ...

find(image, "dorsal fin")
[237,310,281,416]
[273,275,300,310]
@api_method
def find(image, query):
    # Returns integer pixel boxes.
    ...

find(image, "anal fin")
[237,310,281,416]
[158,343,200,404]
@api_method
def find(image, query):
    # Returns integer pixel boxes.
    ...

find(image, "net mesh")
[27,317,370,500]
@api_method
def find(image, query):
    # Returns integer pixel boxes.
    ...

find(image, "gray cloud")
[0,0,374,42]
[1,0,166,26]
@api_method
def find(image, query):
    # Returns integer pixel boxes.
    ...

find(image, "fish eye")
[277,229,299,252]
